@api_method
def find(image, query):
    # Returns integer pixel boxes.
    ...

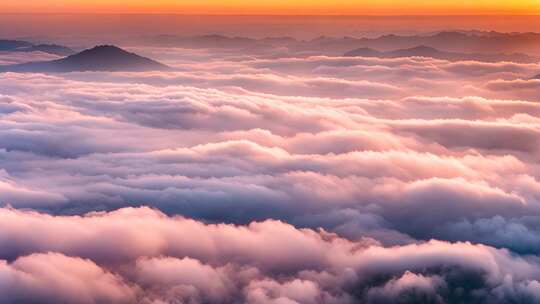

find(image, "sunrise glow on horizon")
[2,0,540,15]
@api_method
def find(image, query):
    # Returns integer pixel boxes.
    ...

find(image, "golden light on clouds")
[2,0,540,14]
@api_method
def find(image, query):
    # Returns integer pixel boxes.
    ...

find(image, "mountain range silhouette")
[344,45,538,63]
[142,31,540,56]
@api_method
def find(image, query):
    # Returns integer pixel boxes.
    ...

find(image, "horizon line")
[2,13,540,17]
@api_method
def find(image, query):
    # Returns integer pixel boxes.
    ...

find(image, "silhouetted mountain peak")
[77,45,127,55]
[63,45,148,63]
[0,45,169,73]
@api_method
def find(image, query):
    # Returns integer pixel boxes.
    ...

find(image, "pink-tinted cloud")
[0,207,539,303]
[1,46,540,302]
[0,253,135,304]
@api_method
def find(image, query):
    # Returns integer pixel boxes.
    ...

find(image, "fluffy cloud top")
[1,46,540,303]
[0,207,540,303]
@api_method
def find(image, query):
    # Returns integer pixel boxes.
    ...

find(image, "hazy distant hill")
[0,40,33,51]
[0,45,169,73]
[27,44,75,56]
[344,45,538,63]
[145,34,258,49]
[306,31,540,55]
[0,39,74,56]
[141,31,540,56]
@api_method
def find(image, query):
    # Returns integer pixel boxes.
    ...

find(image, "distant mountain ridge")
[344,45,538,63]
[0,39,74,56]
[305,31,540,55]
[141,31,540,56]
[0,45,169,73]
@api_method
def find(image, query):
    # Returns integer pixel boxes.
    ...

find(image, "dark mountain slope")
[0,45,169,73]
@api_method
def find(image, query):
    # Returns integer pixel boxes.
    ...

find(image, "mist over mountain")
[0,39,74,56]
[146,34,257,49]
[306,31,540,55]
[141,31,540,56]
[344,45,538,63]
[27,44,75,56]
[0,40,33,50]
[0,45,169,73]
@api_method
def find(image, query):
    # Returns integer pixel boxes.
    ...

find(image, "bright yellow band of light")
[2,0,540,15]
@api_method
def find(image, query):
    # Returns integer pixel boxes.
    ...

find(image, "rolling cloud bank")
[1,42,540,303]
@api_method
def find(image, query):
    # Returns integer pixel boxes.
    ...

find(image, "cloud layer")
[1,46,540,303]
[1,207,540,304]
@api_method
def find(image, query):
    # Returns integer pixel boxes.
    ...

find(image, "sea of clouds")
[1,47,540,303]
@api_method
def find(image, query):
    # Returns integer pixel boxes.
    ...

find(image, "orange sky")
[2,0,540,15]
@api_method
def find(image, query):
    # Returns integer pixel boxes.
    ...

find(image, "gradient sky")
[2,0,540,14]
